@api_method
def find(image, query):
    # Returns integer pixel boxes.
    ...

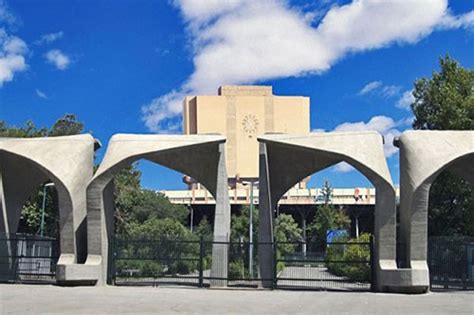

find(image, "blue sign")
[326,229,348,244]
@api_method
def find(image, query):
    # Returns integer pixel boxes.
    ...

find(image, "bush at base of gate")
[325,233,371,282]
[114,218,213,279]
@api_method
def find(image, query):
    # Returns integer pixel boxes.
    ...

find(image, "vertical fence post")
[107,234,115,285]
[369,235,376,292]
[273,241,277,290]
[112,235,117,286]
[199,236,204,288]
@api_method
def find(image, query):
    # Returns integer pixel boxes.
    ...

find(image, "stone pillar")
[258,142,274,288]
[210,142,231,287]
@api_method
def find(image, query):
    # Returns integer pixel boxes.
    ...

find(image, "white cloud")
[0,28,27,87]
[439,10,474,29]
[358,81,382,95]
[381,85,402,98]
[34,31,63,45]
[35,88,47,99]
[311,128,325,133]
[333,162,355,173]
[143,0,473,132]
[398,116,415,127]
[358,80,401,98]
[141,90,184,133]
[0,0,16,26]
[396,89,415,110]
[45,49,70,70]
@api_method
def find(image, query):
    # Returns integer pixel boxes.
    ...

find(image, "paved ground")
[1,284,473,314]
[277,266,370,290]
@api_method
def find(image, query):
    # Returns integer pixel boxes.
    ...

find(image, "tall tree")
[113,163,190,234]
[411,55,474,236]
[308,204,350,248]
[48,114,84,136]
[321,179,333,205]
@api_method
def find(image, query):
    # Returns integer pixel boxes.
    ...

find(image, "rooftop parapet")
[218,85,272,96]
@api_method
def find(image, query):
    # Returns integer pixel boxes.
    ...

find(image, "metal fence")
[0,234,59,283]
[111,236,374,291]
[112,237,270,287]
[111,237,209,286]
[275,239,373,291]
[428,237,474,290]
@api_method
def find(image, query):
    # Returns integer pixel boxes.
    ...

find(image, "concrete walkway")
[0,284,473,314]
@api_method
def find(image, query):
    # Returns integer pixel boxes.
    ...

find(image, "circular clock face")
[242,114,259,137]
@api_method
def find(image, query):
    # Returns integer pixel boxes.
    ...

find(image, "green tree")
[410,55,474,236]
[119,218,198,276]
[274,214,303,261]
[0,120,47,137]
[113,163,189,233]
[229,207,303,277]
[0,114,84,138]
[326,233,371,282]
[127,217,194,240]
[194,216,213,240]
[412,56,474,130]
[308,204,350,248]
[114,164,142,233]
[230,205,258,242]
[48,114,84,136]
[231,206,303,245]
[321,179,333,205]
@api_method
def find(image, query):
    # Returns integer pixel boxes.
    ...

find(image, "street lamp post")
[242,180,259,278]
[40,182,54,237]
[188,203,194,233]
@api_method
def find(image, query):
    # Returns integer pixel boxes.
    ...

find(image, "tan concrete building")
[183,85,310,182]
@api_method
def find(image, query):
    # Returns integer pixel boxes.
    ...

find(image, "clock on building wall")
[242,114,259,138]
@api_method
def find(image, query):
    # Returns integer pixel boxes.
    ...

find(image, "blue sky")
[0,0,473,190]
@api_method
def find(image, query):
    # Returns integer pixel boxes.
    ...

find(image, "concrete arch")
[68,134,230,286]
[258,132,397,290]
[397,131,474,292]
[0,135,95,282]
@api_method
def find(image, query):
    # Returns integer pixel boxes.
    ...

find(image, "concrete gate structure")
[258,132,397,290]
[257,132,398,290]
[59,134,231,286]
[394,130,474,292]
[1,130,472,293]
[258,130,474,293]
[0,135,96,283]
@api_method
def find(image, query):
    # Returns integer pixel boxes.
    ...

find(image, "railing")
[111,236,374,291]
[111,237,209,286]
[0,234,59,283]
[428,236,474,290]
[275,239,373,291]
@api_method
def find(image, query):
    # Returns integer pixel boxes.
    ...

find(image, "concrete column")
[0,135,95,285]
[210,142,231,287]
[258,142,274,288]
[77,134,229,286]
[395,131,473,293]
[257,132,398,291]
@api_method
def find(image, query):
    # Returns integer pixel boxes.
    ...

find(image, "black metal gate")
[275,238,374,291]
[111,236,212,286]
[0,234,59,283]
[429,237,474,290]
[111,235,374,291]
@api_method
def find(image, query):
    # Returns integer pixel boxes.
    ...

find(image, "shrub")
[228,261,245,280]
[326,233,371,282]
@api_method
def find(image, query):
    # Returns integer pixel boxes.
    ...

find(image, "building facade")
[183,85,310,183]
